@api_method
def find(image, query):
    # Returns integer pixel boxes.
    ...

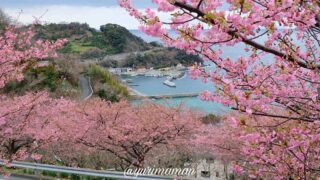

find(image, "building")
[108,68,133,74]
[190,159,232,180]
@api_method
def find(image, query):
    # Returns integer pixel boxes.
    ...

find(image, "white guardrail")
[84,76,93,101]
[0,161,194,180]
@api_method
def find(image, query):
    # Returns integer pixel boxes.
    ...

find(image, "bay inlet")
[122,73,229,115]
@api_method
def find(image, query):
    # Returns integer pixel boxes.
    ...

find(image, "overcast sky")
[1,0,165,29]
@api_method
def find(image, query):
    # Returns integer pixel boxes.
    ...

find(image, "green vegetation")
[42,170,58,177]
[30,65,61,91]
[123,48,203,69]
[2,59,80,98]
[98,24,149,54]
[34,22,203,68]
[60,42,96,54]
[149,41,163,47]
[34,23,93,41]
[0,10,10,31]
[95,25,125,53]
[88,64,129,102]
[35,23,150,55]
[99,60,118,68]
[88,31,118,54]
[202,114,221,125]
[3,65,61,94]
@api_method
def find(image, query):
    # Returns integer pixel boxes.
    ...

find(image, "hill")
[34,23,151,54]
[121,47,203,69]
[34,23,203,68]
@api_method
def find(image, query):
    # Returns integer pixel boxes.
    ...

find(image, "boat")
[167,76,174,81]
[123,79,133,83]
[163,80,176,87]
[129,72,138,77]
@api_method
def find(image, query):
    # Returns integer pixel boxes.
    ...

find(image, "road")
[0,176,29,180]
[80,48,166,66]
[0,174,53,180]
[102,47,165,62]
[79,74,93,100]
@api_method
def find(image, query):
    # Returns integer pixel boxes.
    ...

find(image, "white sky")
[4,5,138,29]
[3,5,170,30]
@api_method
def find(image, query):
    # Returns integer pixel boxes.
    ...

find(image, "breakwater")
[130,92,199,100]
[147,93,199,99]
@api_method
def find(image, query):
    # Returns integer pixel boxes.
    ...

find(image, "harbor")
[129,91,200,100]
[120,72,228,114]
[108,64,187,78]
[106,61,228,114]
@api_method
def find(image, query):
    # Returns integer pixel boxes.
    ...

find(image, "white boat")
[167,76,174,81]
[163,80,176,87]
[123,79,133,83]
[130,72,138,77]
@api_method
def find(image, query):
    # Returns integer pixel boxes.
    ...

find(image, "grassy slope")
[2,57,82,98]
[87,64,129,102]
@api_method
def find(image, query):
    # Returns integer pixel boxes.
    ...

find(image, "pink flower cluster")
[0,92,75,162]
[0,26,67,88]
[119,0,320,178]
[0,24,68,165]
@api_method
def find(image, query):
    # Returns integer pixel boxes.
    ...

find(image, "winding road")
[79,74,93,100]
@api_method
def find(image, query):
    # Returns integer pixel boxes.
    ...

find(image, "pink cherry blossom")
[119,0,320,178]
[0,25,66,88]
[60,99,202,169]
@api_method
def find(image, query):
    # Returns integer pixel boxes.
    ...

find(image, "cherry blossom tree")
[246,117,320,179]
[0,22,68,164]
[0,25,66,88]
[64,99,201,169]
[194,113,320,179]
[227,113,320,179]
[195,119,240,161]
[118,0,320,178]
[0,92,75,162]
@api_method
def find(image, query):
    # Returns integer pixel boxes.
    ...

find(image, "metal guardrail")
[0,161,194,180]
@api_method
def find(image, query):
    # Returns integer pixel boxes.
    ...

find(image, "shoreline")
[127,86,146,97]
[109,65,187,79]
[126,85,200,100]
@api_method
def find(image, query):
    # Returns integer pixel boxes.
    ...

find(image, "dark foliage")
[123,48,203,68]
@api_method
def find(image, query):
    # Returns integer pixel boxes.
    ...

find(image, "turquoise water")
[124,73,229,115]
[126,74,214,95]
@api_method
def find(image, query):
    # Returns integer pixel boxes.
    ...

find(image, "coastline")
[127,86,146,97]
[118,68,228,115]
[109,64,187,79]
